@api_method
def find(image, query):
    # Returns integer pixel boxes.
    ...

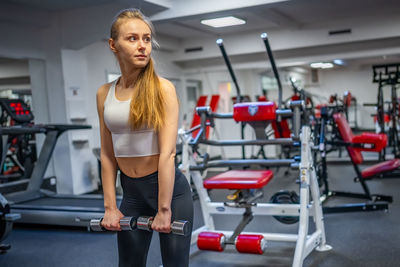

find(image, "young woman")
[96,8,193,267]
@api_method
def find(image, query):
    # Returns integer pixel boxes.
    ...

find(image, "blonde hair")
[110,8,165,131]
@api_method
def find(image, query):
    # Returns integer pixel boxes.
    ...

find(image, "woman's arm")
[152,78,179,233]
[96,84,123,230]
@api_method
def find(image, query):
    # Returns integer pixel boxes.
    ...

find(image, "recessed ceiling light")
[333,59,344,65]
[310,62,334,69]
[201,16,246,28]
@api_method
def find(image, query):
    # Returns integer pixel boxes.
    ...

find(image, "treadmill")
[0,100,120,227]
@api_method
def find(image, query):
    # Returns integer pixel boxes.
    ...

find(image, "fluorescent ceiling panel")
[201,16,246,28]
[310,62,334,69]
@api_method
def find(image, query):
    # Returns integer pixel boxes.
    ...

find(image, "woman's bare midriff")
[116,154,159,178]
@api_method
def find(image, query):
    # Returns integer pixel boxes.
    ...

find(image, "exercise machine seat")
[203,170,273,190]
[233,102,276,122]
[352,133,387,152]
[361,159,400,179]
[334,113,389,163]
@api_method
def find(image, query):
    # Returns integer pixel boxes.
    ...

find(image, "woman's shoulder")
[96,82,114,107]
[158,77,175,93]
[96,81,114,98]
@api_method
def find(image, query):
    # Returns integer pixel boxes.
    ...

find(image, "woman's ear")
[109,38,117,53]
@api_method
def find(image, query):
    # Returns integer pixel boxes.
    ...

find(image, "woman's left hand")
[151,209,172,233]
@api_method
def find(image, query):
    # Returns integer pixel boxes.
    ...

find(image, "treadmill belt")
[22,197,106,208]
[12,196,121,212]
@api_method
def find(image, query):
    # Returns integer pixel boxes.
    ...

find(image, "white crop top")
[103,79,160,157]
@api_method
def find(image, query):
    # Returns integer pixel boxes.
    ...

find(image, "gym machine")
[314,104,392,213]
[364,63,400,159]
[0,123,122,228]
[0,99,37,182]
[0,193,20,253]
[179,101,330,266]
[178,33,332,267]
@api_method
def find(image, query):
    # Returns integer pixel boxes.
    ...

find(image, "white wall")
[62,40,184,185]
[305,65,378,129]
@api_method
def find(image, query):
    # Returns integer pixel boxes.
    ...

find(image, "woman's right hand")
[101,208,124,231]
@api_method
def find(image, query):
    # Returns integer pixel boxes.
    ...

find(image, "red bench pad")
[233,102,276,122]
[361,159,400,179]
[352,133,387,152]
[203,170,273,190]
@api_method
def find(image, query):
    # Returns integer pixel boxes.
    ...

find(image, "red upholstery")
[272,119,291,138]
[233,102,276,122]
[373,114,390,123]
[333,113,363,164]
[361,159,400,179]
[334,112,400,178]
[191,95,219,139]
[352,133,387,152]
[254,98,290,137]
[314,104,327,119]
[257,95,267,101]
[291,94,311,105]
[291,94,300,101]
[203,170,273,190]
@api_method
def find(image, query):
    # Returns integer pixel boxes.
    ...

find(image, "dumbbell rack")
[180,125,331,267]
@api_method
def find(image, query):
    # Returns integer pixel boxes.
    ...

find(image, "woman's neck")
[118,63,142,88]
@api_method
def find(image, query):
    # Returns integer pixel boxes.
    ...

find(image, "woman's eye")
[144,37,151,42]
[129,36,136,41]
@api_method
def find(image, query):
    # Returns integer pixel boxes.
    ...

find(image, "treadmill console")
[0,99,34,124]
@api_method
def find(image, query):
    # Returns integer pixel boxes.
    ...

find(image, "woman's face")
[111,18,152,69]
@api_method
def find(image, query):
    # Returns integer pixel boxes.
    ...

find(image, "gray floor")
[1,162,399,267]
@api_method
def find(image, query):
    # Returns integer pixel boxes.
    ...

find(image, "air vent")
[329,29,352,35]
[185,47,203,53]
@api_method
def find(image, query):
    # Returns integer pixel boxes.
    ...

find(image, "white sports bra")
[103,79,160,157]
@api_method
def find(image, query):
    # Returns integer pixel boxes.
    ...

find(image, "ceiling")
[2,0,400,39]
[152,0,400,39]
[1,0,400,69]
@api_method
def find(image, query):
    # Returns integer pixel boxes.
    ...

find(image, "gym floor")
[1,162,399,267]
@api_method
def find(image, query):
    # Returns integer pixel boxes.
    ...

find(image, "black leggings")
[117,168,193,267]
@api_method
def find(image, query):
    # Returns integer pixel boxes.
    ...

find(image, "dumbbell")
[137,216,190,236]
[90,216,136,232]
[90,216,190,236]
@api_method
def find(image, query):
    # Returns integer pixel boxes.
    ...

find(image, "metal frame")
[180,126,331,267]
[316,107,392,213]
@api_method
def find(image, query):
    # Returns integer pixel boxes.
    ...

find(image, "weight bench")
[181,101,331,267]
[332,112,397,203]
[199,170,273,253]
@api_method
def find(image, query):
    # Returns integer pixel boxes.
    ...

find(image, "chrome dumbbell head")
[171,220,191,236]
[90,218,105,232]
[120,217,136,231]
[136,216,153,231]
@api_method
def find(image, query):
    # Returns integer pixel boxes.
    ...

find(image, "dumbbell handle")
[136,216,190,236]
[90,216,136,232]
